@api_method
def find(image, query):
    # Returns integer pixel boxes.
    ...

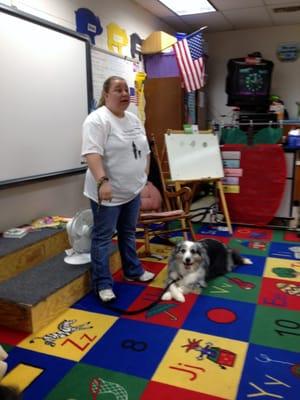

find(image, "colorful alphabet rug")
[1,225,300,399]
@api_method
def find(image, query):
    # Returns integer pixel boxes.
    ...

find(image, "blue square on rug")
[81,318,177,379]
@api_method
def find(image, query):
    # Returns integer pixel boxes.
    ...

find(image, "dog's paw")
[161,291,172,301]
[169,284,186,302]
[242,257,253,265]
[173,291,185,303]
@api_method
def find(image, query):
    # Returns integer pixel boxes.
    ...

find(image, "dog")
[161,239,252,303]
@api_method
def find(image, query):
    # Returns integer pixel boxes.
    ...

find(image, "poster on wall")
[277,42,300,62]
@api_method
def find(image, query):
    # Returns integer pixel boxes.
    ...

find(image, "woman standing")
[81,76,154,302]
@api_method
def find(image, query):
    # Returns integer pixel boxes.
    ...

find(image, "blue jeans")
[90,194,144,291]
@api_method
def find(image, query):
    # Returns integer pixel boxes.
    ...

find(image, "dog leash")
[99,278,180,315]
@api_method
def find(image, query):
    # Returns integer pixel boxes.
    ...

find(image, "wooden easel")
[154,131,233,235]
[173,179,232,234]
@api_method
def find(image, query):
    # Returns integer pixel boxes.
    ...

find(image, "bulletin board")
[0,5,92,187]
[91,47,141,114]
[165,133,224,181]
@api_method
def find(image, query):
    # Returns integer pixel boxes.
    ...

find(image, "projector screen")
[0,5,93,187]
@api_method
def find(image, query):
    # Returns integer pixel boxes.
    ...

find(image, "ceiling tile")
[263,0,300,4]
[131,0,300,33]
[160,15,192,32]
[210,0,264,11]
[223,6,273,29]
[133,0,175,17]
[182,12,233,32]
[267,4,300,25]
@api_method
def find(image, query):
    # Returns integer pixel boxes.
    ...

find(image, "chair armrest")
[164,186,192,213]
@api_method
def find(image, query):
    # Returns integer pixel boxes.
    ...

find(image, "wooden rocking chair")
[138,136,196,257]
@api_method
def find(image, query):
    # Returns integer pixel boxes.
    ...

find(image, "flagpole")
[186,26,208,39]
[159,26,207,52]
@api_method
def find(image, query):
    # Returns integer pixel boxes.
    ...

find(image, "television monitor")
[226,58,273,110]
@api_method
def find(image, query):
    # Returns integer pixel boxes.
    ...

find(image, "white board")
[91,47,141,114]
[0,6,92,186]
[165,133,224,181]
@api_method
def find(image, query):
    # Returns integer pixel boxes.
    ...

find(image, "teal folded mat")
[253,127,282,144]
[221,127,247,144]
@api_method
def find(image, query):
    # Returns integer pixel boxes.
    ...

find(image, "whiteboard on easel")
[165,133,224,180]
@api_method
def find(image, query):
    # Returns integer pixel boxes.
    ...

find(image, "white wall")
[0,0,172,232]
[8,0,173,53]
[206,25,300,123]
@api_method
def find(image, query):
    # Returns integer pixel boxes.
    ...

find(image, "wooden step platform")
[0,228,69,283]
[0,229,121,333]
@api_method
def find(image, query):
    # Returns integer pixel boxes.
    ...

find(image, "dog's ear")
[195,242,210,267]
[168,241,183,263]
[174,241,184,254]
[195,242,205,256]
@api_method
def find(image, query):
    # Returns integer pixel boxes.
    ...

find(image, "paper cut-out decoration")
[135,71,147,123]
[75,8,103,44]
[106,22,128,55]
[135,71,147,93]
[130,33,143,60]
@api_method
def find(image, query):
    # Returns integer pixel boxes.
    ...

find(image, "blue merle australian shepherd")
[161,239,252,303]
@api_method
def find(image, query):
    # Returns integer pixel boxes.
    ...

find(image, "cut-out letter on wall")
[107,22,128,55]
[75,8,103,45]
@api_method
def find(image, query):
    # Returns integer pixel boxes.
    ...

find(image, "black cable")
[99,278,180,315]
[190,211,209,224]
[189,204,217,223]
[190,204,216,212]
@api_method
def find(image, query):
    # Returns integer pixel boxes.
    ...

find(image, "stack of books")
[3,227,31,239]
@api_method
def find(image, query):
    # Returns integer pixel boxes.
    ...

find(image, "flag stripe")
[183,39,201,89]
[173,31,206,92]
[174,41,192,92]
[181,39,199,90]
[193,59,201,87]
[179,41,194,91]
[198,57,205,87]
[175,40,195,92]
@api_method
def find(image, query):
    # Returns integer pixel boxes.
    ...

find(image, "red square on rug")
[141,381,225,400]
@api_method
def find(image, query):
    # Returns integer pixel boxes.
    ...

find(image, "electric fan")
[64,209,93,265]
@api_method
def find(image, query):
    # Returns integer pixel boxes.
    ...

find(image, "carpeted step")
[0,228,121,332]
[0,228,69,283]
[0,243,121,333]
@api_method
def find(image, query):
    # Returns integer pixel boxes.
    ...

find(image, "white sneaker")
[139,270,155,281]
[0,345,8,361]
[0,361,7,379]
[98,289,116,302]
[125,270,155,282]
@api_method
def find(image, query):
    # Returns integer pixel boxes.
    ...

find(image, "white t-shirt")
[81,106,150,205]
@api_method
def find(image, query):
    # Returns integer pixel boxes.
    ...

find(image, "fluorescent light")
[158,0,216,16]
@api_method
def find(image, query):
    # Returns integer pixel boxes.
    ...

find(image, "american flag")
[173,30,205,92]
[129,87,138,105]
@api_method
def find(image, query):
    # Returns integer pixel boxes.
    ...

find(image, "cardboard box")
[141,31,176,54]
